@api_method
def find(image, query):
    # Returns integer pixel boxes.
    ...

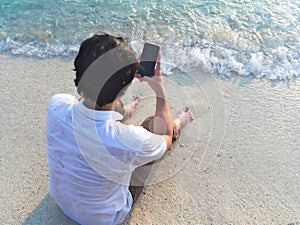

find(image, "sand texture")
[0,55,299,224]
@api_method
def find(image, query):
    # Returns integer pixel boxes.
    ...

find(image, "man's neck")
[83,99,113,111]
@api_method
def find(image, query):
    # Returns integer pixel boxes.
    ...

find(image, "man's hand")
[135,54,165,97]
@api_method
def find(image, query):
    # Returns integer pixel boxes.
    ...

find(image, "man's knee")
[141,115,155,131]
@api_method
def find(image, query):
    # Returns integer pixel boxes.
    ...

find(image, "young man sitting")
[46,33,193,225]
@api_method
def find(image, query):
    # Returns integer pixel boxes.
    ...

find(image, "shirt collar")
[75,100,124,121]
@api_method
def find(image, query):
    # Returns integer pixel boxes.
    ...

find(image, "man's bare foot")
[174,107,194,130]
[173,107,194,141]
[123,95,141,118]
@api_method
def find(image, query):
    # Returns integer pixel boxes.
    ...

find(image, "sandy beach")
[0,55,299,224]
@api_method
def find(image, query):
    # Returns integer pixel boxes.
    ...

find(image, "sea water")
[0,0,299,80]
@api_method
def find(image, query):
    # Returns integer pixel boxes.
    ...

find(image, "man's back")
[46,93,166,225]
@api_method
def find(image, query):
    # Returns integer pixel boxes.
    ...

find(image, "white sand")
[0,55,299,224]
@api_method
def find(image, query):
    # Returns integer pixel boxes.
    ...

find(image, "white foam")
[0,38,79,58]
[1,36,299,80]
[158,40,300,80]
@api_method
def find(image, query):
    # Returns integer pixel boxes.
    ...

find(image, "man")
[46,33,193,225]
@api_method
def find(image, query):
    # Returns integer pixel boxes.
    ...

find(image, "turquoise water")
[0,0,299,79]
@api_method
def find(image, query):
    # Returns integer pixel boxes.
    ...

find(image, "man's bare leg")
[123,95,141,119]
[129,107,194,204]
[114,96,141,120]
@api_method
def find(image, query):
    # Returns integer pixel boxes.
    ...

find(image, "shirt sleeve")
[134,128,167,166]
[115,123,167,167]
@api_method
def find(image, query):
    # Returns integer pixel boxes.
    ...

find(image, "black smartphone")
[138,42,160,77]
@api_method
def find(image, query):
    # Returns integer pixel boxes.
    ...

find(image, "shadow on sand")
[22,193,132,224]
[22,193,79,225]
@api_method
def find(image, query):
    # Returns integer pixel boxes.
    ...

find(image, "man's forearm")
[153,87,173,136]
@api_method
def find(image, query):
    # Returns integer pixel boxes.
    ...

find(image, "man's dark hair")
[74,34,138,107]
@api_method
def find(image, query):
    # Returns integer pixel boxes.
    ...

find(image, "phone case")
[138,43,160,77]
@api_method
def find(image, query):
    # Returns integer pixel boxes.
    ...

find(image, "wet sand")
[0,55,299,224]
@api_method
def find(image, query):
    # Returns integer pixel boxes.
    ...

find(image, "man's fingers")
[135,74,141,79]
[137,53,142,61]
[155,53,161,73]
[157,53,161,63]
[134,74,144,82]
[154,52,161,77]
[140,76,151,82]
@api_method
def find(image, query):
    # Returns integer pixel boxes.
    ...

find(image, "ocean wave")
[0,37,79,58]
[0,37,299,80]
[131,39,300,80]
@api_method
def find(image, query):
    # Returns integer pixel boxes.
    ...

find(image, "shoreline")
[0,55,299,224]
[1,53,300,82]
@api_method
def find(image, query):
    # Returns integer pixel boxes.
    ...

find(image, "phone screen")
[138,43,160,77]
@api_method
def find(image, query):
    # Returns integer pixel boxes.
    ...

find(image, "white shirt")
[46,94,166,225]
